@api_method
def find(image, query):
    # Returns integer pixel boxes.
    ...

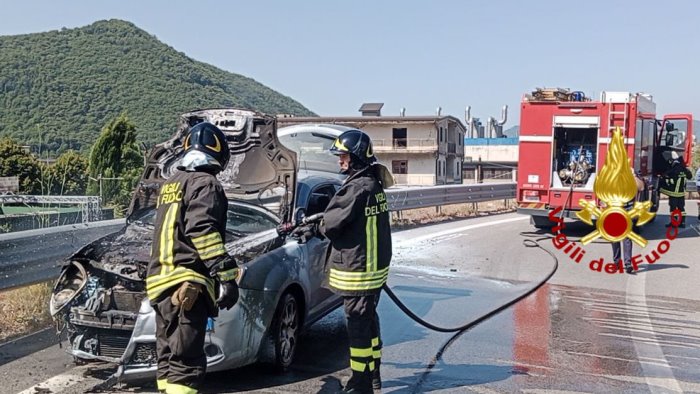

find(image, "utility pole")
[88,174,123,206]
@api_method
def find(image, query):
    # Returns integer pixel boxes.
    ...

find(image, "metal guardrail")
[386,182,516,211]
[0,219,125,291]
[0,183,516,290]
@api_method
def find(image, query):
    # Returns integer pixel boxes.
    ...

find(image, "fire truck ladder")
[608,101,629,137]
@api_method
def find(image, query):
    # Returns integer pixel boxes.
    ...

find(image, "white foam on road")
[626,272,684,393]
[394,216,528,246]
[17,373,85,394]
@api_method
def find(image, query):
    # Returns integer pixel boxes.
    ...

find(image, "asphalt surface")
[2,202,699,393]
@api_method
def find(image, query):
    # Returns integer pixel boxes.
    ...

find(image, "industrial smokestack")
[486,105,509,138]
[497,105,508,126]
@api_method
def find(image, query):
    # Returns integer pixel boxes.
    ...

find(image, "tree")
[88,114,143,212]
[0,137,42,194]
[45,150,89,195]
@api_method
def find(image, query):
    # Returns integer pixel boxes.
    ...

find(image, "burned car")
[49,110,348,380]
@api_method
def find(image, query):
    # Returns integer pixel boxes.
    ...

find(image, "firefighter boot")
[342,371,373,394]
[372,359,381,390]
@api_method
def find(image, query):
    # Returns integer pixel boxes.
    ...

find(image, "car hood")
[127,109,297,223]
[50,220,282,316]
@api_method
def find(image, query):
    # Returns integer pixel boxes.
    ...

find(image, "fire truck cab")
[516,88,693,228]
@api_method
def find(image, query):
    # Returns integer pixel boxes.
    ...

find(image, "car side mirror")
[294,207,306,224]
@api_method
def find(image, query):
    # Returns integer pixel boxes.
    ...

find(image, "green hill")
[0,19,315,154]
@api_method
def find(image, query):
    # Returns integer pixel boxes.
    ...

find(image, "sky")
[1,0,699,127]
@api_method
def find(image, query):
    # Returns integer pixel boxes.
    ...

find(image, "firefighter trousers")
[343,293,382,392]
[612,238,633,268]
[668,196,686,225]
[153,288,208,394]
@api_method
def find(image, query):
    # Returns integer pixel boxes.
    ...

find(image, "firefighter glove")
[292,223,321,243]
[276,222,295,237]
[171,282,202,312]
[205,254,239,282]
[217,280,239,310]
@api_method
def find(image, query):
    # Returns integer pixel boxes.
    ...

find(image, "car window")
[130,205,276,236]
[227,203,278,234]
[278,132,338,172]
[306,184,336,216]
[131,209,156,226]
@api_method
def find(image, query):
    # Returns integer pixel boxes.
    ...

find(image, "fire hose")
[292,213,560,333]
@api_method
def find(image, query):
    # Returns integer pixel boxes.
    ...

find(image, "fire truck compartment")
[552,127,597,190]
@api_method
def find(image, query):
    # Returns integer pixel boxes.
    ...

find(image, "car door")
[301,183,338,319]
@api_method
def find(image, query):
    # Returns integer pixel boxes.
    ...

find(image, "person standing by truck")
[696,166,700,220]
[612,169,645,274]
[660,151,692,228]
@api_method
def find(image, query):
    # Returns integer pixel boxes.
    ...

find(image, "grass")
[0,200,517,343]
[0,281,54,342]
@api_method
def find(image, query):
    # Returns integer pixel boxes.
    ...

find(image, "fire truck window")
[660,119,688,148]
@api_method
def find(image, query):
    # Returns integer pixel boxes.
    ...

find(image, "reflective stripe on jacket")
[660,164,692,198]
[321,166,392,296]
[147,170,227,312]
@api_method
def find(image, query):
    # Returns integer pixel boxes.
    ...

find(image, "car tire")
[269,292,300,372]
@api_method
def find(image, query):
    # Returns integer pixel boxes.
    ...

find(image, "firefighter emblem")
[576,127,655,247]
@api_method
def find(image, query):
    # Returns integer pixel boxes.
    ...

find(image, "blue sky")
[1,0,698,127]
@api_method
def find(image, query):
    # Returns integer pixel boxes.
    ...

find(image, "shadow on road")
[635,263,690,273]
[381,362,515,393]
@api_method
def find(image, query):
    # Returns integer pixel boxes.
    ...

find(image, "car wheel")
[270,292,300,372]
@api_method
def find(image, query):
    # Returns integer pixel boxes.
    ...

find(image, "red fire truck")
[516,88,693,228]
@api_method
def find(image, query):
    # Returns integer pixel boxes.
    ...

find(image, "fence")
[0,183,517,290]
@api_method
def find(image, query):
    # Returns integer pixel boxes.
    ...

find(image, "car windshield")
[278,131,338,172]
[131,202,278,235]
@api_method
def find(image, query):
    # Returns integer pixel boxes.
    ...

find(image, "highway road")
[2,203,699,393]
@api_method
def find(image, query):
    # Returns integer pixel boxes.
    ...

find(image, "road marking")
[564,350,680,369]
[17,373,85,394]
[395,216,528,245]
[626,273,683,393]
[469,386,505,394]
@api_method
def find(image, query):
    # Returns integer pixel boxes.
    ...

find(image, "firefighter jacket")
[660,162,693,197]
[147,170,228,315]
[321,165,392,296]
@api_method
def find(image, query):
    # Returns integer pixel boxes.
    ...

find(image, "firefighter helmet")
[329,129,377,171]
[181,122,230,172]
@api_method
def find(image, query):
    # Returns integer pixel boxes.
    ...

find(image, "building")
[463,137,518,183]
[462,105,518,183]
[277,103,466,186]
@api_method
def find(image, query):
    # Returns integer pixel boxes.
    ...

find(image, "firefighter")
[696,166,700,220]
[322,129,392,393]
[660,151,692,228]
[147,122,240,394]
